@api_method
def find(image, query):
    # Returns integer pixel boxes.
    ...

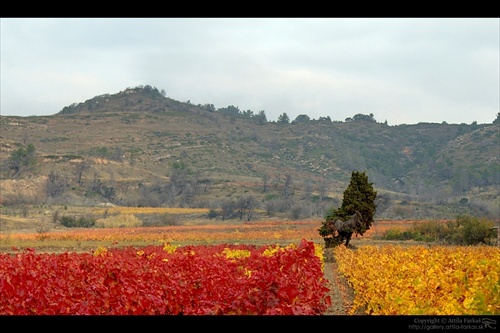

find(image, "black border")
[2,315,499,331]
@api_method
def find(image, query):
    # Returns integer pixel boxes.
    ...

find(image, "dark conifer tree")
[319,171,377,247]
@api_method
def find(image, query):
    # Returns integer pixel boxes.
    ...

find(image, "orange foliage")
[2,220,324,244]
[1,218,453,245]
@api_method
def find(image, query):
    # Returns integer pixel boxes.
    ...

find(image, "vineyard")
[0,217,499,315]
[0,240,329,315]
[0,219,325,251]
[334,244,499,315]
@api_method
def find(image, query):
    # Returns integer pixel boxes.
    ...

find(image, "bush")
[383,229,416,241]
[454,215,496,245]
[60,215,96,228]
[380,215,496,245]
[207,209,218,220]
[410,220,449,242]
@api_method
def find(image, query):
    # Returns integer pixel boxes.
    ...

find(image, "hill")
[1,85,499,221]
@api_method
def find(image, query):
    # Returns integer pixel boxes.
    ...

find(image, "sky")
[1,18,499,125]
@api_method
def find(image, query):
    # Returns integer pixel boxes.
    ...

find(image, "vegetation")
[0,219,324,252]
[335,244,500,315]
[277,112,290,124]
[59,215,96,228]
[319,171,377,247]
[1,222,497,315]
[6,143,36,177]
[0,85,498,221]
[380,215,497,246]
[0,241,329,315]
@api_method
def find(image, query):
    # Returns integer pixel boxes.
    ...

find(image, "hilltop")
[1,85,499,220]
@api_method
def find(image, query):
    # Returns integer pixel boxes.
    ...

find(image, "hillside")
[1,85,499,220]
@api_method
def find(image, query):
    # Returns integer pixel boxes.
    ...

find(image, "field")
[0,208,499,316]
[0,205,426,250]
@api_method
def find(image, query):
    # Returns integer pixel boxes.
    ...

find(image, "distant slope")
[1,85,498,219]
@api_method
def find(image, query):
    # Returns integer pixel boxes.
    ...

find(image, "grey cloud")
[1,18,498,124]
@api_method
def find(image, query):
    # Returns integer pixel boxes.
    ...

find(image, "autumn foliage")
[2,220,323,244]
[1,217,498,315]
[334,244,500,315]
[0,239,330,315]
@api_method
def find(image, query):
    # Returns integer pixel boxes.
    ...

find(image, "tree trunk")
[345,233,353,247]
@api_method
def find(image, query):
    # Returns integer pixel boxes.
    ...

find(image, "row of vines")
[0,220,323,244]
[1,240,330,315]
[335,244,499,315]
[1,218,499,315]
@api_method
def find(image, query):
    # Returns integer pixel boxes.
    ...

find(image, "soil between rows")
[322,247,355,315]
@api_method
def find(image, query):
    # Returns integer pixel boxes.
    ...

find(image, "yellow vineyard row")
[334,244,500,315]
[94,206,210,215]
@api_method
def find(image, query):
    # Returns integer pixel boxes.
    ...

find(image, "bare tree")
[282,173,294,198]
[88,172,103,195]
[179,182,196,207]
[264,200,277,217]
[317,180,328,203]
[303,178,313,201]
[236,195,259,221]
[273,174,281,190]
[45,170,68,198]
[261,174,270,193]
[220,199,236,220]
[73,161,89,186]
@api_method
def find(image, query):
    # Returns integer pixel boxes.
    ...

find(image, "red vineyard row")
[0,239,331,315]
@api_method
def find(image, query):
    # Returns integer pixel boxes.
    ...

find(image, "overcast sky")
[1,18,499,125]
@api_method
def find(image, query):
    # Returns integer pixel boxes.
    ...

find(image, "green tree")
[218,105,241,117]
[254,110,267,125]
[493,112,500,124]
[277,113,290,124]
[352,113,376,122]
[292,114,310,123]
[8,143,36,176]
[319,171,377,247]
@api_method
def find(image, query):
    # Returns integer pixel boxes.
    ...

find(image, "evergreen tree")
[8,143,36,176]
[319,171,377,247]
[493,112,500,124]
[277,112,290,124]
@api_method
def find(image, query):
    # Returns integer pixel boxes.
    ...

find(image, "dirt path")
[322,247,356,315]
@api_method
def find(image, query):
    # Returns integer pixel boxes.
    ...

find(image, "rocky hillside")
[1,85,498,220]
